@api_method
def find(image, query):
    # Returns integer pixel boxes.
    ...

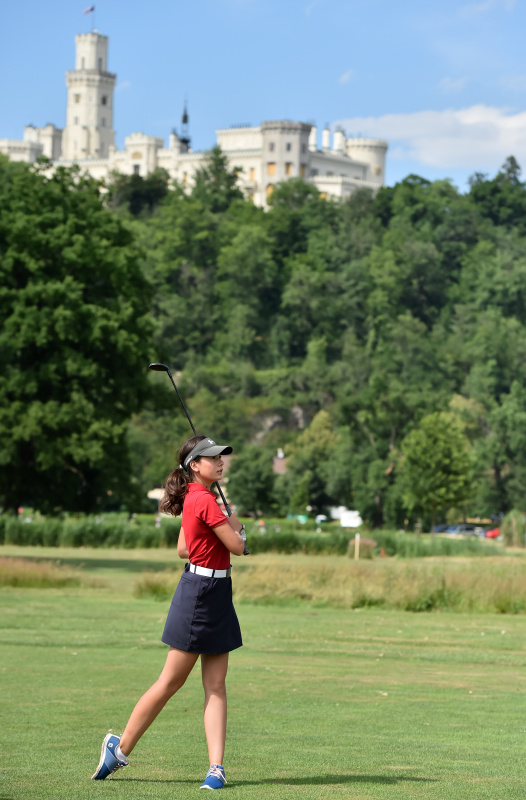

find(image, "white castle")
[0,31,388,207]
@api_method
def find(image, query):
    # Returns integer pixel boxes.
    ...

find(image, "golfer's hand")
[228,511,242,532]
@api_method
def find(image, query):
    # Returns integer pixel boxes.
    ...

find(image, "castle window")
[286,142,292,152]
[326,170,333,177]
[310,168,318,177]
[101,96,107,106]
[98,57,103,71]
[183,172,188,186]
[249,167,255,181]
[301,144,307,154]
[266,184,274,200]
[267,163,276,176]
[285,162,292,176]
[81,57,85,68]
[133,164,140,175]
[374,165,381,176]
[74,116,79,125]
[101,118,106,127]
[74,94,81,104]
[300,164,306,178]
[268,142,275,152]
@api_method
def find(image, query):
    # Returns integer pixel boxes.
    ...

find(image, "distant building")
[0,31,388,207]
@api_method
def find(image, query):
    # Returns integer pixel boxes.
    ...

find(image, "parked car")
[485,527,500,539]
[443,523,477,536]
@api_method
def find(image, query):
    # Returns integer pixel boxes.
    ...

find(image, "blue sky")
[1,0,525,190]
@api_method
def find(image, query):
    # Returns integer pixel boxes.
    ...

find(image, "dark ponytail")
[159,435,206,517]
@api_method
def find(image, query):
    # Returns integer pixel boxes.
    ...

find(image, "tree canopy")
[0,157,153,513]
[3,150,526,528]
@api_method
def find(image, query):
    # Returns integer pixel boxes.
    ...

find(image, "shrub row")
[0,513,500,557]
[0,514,181,549]
[243,521,498,557]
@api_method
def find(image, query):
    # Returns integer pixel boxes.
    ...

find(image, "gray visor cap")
[184,438,233,470]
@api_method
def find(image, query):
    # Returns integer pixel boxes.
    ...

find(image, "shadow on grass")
[120,773,437,787]
[7,554,179,575]
[241,774,437,787]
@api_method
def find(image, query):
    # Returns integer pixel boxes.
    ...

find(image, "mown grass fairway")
[0,546,525,799]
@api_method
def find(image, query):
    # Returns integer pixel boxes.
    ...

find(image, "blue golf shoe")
[200,764,227,789]
[91,733,128,780]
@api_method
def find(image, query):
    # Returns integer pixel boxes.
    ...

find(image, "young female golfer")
[91,435,246,790]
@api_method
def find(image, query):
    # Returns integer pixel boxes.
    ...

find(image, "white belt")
[188,562,232,578]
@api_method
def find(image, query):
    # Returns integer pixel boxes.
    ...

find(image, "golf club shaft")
[149,362,249,554]
[164,370,197,437]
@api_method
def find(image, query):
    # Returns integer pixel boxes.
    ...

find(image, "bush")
[0,557,84,588]
[0,513,181,548]
[347,537,377,559]
[0,513,501,557]
[133,568,180,600]
[500,509,526,548]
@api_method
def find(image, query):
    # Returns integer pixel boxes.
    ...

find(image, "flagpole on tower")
[83,5,96,32]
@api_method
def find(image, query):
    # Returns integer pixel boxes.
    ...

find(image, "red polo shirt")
[182,483,231,569]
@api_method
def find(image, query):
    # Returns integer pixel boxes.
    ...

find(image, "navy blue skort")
[161,563,242,655]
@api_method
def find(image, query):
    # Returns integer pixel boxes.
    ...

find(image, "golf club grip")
[215,482,250,555]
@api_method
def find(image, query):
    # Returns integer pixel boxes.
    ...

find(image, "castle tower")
[345,137,388,185]
[61,32,116,161]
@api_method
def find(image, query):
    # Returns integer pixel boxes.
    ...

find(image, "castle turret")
[308,125,317,152]
[61,32,116,161]
[333,128,346,153]
[322,125,331,151]
[345,137,388,184]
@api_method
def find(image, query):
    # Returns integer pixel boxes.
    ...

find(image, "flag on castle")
[84,5,95,13]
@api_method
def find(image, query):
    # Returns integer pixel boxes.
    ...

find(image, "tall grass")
[0,557,88,588]
[231,556,526,613]
[133,568,180,600]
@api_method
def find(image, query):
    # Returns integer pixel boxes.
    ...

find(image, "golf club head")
[149,362,171,373]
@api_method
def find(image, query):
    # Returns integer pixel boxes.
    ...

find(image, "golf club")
[149,362,249,554]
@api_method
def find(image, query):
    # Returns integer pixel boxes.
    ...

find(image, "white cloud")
[334,105,526,171]
[339,69,354,85]
[438,76,468,94]
[459,0,515,17]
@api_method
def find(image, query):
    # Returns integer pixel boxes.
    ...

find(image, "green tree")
[107,168,170,217]
[226,445,276,516]
[472,382,526,514]
[398,412,473,531]
[469,156,526,233]
[0,157,153,513]
[281,410,338,515]
[191,146,244,213]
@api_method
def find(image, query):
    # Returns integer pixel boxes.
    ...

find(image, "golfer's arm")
[212,520,246,556]
[177,527,189,559]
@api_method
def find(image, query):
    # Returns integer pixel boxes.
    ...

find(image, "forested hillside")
[2,150,526,528]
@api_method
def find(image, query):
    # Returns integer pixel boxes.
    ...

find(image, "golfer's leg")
[201,653,229,766]
[119,648,199,755]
